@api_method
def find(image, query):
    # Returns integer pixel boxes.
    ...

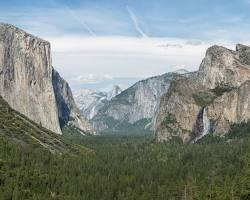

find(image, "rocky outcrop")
[155,44,250,142]
[91,71,188,133]
[236,44,250,66]
[0,23,92,134]
[107,85,122,101]
[197,45,250,88]
[206,80,250,136]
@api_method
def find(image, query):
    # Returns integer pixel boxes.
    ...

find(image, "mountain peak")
[197,44,250,89]
[107,85,122,100]
[0,22,49,45]
[205,45,233,58]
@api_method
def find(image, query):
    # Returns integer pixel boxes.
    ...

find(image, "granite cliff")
[0,23,92,134]
[91,71,188,134]
[52,69,93,133]
[155,44,250,142]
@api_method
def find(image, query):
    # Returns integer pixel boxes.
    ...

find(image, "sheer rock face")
[197,45,250,88]
[0,23,61,134]
[0,23,92,134]
[52,69,93,132]
[91,72,177,133]
[155,44,250,142]
[207,80,250,135]
[155,75,204,142]
[107,85,122,101]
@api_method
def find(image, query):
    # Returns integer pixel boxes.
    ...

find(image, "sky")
[1,0,250,91]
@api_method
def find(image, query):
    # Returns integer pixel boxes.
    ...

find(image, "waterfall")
[192,107,210,143]
[201,107,210,137]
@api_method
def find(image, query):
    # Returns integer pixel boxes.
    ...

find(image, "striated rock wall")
[0,23,92,134]
[0,23,62,134]
[207,80,250,135]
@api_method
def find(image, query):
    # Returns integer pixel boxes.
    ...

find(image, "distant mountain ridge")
[89,70,189,134]
[73,85,122,120]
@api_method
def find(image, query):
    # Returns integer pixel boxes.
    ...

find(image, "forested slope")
[1,125,250,199]
[0,96,85,155]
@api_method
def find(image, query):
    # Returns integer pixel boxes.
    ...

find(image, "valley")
[2,127,250,199]
[1,2,250,198]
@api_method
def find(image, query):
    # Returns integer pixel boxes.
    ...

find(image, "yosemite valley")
[1,12,250,200]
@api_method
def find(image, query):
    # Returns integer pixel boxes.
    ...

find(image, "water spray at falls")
[192,107,210,143]
[201,107,210,137]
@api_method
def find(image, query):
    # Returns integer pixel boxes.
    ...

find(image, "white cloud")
[70,74,113,84]
[48,35,242,89]
[173,64,187,70]
[48,36,209,56]
[186,40,203,46]
[49,35,215,89]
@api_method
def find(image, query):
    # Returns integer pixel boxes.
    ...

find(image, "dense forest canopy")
[1,124,250,199]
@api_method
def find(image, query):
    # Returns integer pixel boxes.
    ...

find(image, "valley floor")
[1,128,250,200]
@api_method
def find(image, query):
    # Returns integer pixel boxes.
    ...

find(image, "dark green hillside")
[0,96,85,155]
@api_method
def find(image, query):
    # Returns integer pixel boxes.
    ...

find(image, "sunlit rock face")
[155,44,250,142]
[91,71,189,133]
[0,23,92,134]
[197,45,250,88]
[206,80,250,135]
[0,23,62,134]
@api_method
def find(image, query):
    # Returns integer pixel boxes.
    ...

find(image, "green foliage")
[0,96,80,155]
[167,136,184,144]
[98,116,153,135]
[192,91,216,107]
[227,121,250,139]
[211,84,235,96]
[196,134,224,144]
[162,113,179,134]
[1,130,250,199]
[163,113,177,125]
[193,85,235,107]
